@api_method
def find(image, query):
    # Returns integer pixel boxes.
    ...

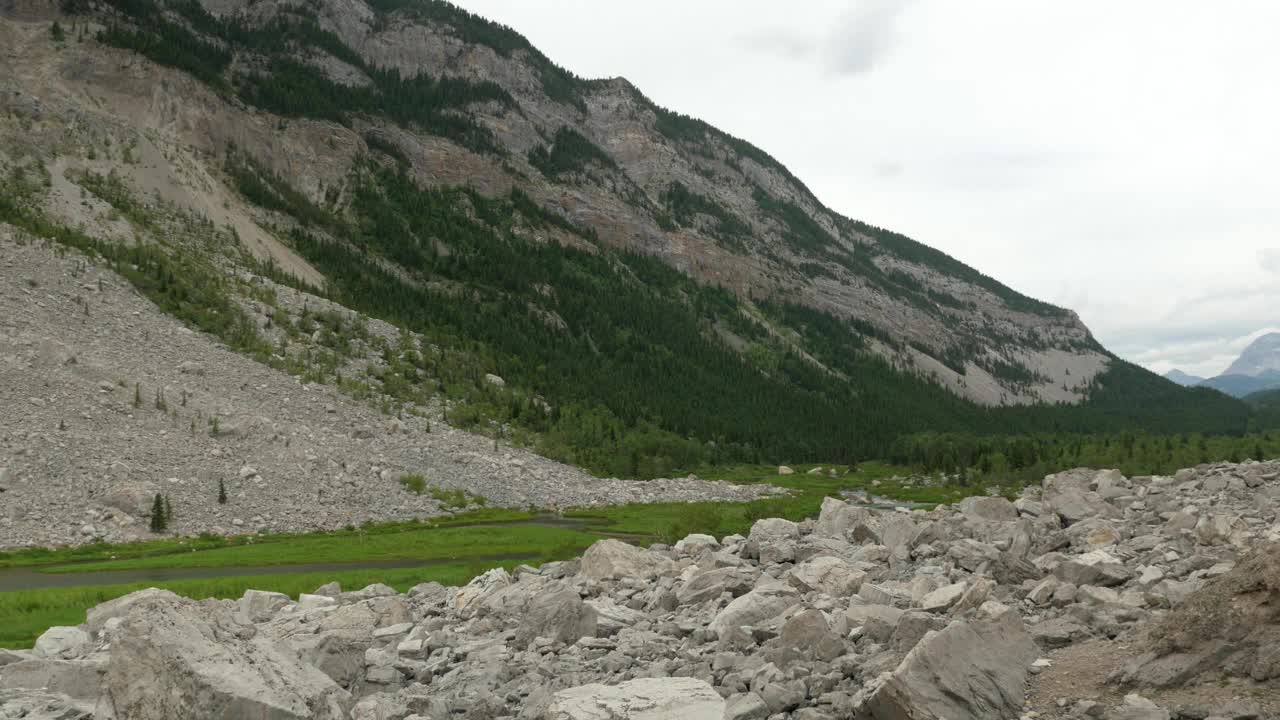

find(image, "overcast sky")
[455,1,1279,378]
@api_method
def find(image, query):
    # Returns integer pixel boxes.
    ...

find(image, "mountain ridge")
[0,0,1263,475]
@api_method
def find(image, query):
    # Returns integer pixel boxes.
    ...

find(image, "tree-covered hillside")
[33,0,1274,479]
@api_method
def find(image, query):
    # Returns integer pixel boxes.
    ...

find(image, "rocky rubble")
[3,459,1280,719]
[0,230,779,550]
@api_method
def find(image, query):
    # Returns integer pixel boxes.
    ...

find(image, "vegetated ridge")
[0,0,1265,480]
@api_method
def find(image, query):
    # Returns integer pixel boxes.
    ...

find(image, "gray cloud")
[735,28,815,61]
[824,0,914,75]
[738,0,915,75]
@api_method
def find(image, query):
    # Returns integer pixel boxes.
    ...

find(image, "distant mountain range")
[1163,369,1205,387]
[1166,333,1280,398]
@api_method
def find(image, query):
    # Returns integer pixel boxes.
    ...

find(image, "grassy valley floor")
[0,462,991,649]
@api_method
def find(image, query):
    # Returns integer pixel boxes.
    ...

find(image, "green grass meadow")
[1,462,989,649]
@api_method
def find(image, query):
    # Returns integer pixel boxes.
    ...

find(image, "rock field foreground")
[3,460,1280,719]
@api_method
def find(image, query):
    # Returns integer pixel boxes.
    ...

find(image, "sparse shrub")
[132,383,141,408]
[50,21,65,42]
[399,474,426,495]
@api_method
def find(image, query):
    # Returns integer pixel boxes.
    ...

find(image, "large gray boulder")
[98,594,351,719]
[0,657,105,703]
[1053,549,1131,587]
[710,581,800,633]
[33,627,91,661]
[85,588,181,637]
[101,481,160,518]
[745,518,801,565]
[814,496,871,539]
[544,677,724,719]
[579,539,674,581]
[515,587,597,646]
[853,601,1038,720]
[678,566,756,606]
[788,556,866,597]
[957,495,1018,522]
[1043,469,1121,526]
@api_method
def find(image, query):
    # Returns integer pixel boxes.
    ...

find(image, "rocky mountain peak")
[1223,332,1280,377]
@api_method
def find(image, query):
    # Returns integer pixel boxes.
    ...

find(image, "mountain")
[1188,334,1280,398]
[1223,333,1280,377]
[1199,370,1280,399]
[1247,387,1280,410]
[0,0,1262,474]
[1164,369,1205,387]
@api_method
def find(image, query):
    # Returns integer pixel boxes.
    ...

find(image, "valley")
[0,0,1278,718]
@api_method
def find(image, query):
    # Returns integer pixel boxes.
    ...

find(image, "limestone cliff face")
[0,0,1109,405]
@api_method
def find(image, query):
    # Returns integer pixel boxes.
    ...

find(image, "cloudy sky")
[454,1,1279,378]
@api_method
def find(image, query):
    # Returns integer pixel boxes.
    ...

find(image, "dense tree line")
[889,430,1280,483]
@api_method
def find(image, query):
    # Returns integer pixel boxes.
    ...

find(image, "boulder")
[814,496,871,539]
[585,598,647,636]
[774,609,844,662]
[919,582,966,613]
[1043,469,1121,526]
[99,594,351,719]
[579,539,673,581]
[33,627,91,660]
[710,582,799,633]
[788,556,866,597]
[101,482,160,519]
[0,657,106,702]
[957,496,1018,522]
[85,588,180,637]
[1054,550,1131,587]
[673,533,719,556]
[453,568,513,615]
[544,677,724,719]
[745,518,801,565]
[723,692,770,720]
[853,602,1038,720]
[515,587,596,646]
[678,566,755,606]
[238,589,292,623]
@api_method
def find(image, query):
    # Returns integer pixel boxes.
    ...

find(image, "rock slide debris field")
[2,460,1279,718]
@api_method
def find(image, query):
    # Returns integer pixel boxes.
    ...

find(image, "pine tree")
[149,493,167,532]
[50,21,65,42]
[218,478,228,504]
